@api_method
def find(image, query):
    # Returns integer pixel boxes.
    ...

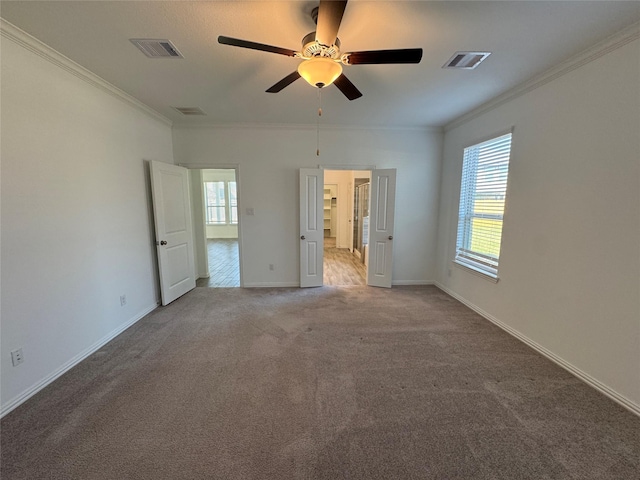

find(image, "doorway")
[194,168,241,288]
[323,170,371,286]
[300,167,395,288]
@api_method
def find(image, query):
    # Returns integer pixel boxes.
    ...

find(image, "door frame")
[178,163,244,288]
[318,165,379,286]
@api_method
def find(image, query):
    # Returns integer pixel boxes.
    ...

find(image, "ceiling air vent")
[174,107,207,116]
[443,52,491,69]
[130,39,183,58]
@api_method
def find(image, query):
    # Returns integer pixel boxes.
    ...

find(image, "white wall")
[435,39,640,410]
[1,33,174,413]
[205,225,238,239]
[173,126,442,287]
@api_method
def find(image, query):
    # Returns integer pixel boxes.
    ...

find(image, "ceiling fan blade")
[266,71,302,93]
[218,36,297,57]
[333,74,362,101]
[315,0,348,46]
[346,48,423,65]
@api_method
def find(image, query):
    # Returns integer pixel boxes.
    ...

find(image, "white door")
[367,169,396,288]
[150,161,196,305]
[300,168,324,287]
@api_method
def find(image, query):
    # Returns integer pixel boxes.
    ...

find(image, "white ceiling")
[2,1,639,128]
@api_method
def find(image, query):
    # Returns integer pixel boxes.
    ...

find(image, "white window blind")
[455,132,512,278]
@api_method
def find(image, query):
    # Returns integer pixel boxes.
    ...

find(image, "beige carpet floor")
[1,286,639,479]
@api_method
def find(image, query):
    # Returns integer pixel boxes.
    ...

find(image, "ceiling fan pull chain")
[316,88,322,156]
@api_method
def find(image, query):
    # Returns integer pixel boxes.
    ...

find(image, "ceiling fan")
[218,0,423,100]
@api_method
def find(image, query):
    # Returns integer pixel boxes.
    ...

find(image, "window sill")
[452,260,499,283]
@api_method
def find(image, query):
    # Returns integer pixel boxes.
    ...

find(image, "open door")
[299,168,324,287]
[150,161,196,305]
[367,169,396,288]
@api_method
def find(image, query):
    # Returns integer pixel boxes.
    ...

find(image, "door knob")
[388,236,393,240]
[300,235,306,240]
[160,240,168,245]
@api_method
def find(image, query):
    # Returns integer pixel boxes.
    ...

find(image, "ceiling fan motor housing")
[301,31,341,58]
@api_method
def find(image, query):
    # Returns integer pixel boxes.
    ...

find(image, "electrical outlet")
[269,264,274,271]
[120,295,127,306]
[11,348,24,367]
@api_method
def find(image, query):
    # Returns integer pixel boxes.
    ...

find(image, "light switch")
[245,208,254,216]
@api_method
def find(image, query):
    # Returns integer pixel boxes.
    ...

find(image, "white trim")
[234,166,246,288]
[392,280,435,286]
[172,123,442,133]
[242,282,300,288]
[434,283,640,417]
[0,18,172,127]
[320,164,376,171]
[453,259,499,283]
[0,303,158,418]
[445,21,640,131]
[178,163,240,170]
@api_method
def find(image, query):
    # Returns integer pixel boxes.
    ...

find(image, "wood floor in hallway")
[323,237,367,286]
[196,239,240,287]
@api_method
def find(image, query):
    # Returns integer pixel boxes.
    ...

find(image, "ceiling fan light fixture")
[297,57,342,88]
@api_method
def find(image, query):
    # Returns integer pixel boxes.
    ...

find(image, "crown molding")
[172,122,442,134]
[445,21,640,132]
[1,18,173,127]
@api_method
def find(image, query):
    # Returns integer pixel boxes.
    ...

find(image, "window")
[455,132,512,279]
[205,181,226,224]
[205,181,237,225]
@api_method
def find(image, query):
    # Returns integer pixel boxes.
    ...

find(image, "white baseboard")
[434,282,640,417]
[0,303,158,418]
[241,281,435,288]
[242,282,299,288]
